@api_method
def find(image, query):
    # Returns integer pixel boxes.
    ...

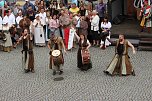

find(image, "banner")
[68,28,75,50]
[64,27,75,50]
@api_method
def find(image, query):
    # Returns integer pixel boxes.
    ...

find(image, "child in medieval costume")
[104,34,136,76]
[14,28,35,73]
[48,35,66,75]
[139,0,151,33]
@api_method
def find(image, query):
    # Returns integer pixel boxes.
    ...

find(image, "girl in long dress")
[74,32,92,71]
[33,14,46,46]
[2,24,13,52]
[100,17,112,49]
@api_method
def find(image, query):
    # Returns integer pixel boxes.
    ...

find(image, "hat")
[35,14,39,18]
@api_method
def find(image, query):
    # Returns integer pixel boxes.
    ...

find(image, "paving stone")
[0,46,152,101]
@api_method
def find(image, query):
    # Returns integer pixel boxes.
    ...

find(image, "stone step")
[140,38,152,41]
[139,40,152,44]
[111,33,152,39]
[138,38,152,46]
[137,46,152,51]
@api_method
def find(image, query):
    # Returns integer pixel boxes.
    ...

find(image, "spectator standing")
[49,14,60,37]
[69,3,79,14]
[26,6,35,21]
[90,10,100,46]
[100,17,112,49]
[23,0,35,14]
[95,0,106,32]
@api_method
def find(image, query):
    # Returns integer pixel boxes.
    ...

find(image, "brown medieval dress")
[77,39,92,71]
[48,37,64,72]
[21,35,34,72]
[105,40,134,76]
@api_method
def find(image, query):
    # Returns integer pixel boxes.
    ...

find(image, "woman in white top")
[33,14,45,46]
[100,17,112,49]
[90,10,100,46]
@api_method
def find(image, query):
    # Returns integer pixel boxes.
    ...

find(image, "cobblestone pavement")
[0,46,152,101]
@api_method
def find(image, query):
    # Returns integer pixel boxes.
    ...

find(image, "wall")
[124,0,127,15]
[111,0,122,19]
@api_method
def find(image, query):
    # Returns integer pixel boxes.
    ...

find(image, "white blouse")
[101,22,112,30]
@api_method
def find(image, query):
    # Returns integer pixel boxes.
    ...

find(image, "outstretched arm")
[13,36,23,48]
[74,32,80,41]
[128,41,136,54]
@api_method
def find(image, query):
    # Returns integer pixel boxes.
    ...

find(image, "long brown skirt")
[106,54,133,75]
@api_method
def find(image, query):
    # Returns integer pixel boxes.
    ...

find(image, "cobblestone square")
[0,46,152,101]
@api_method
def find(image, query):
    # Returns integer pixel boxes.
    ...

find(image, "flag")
[68,28,75,50]
[64,27,75,50]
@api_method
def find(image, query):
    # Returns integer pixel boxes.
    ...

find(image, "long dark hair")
[103,16,109,24]
[22,28,29,34]
[79,34,88,47]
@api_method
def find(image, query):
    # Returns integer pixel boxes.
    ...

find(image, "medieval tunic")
[105,40,134,75]
[77,39,92,71]
[19,34,34,70]
[33,19,45,46]
[48,37,64,71]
